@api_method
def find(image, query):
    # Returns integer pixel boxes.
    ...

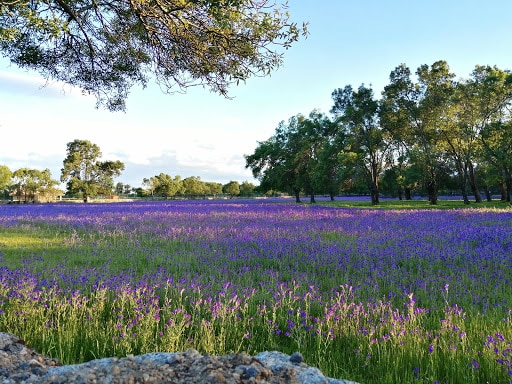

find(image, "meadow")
[0,199,511,383]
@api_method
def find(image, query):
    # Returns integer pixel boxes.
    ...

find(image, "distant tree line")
[0,139,256,203]
[245,61,512,205]
[138,175,255,199]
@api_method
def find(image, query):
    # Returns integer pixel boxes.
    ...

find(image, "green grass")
[319,198,512,210]
[0,223,200,280]
[0,226,69,268]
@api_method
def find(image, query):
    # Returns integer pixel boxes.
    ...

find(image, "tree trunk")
[405,187,412,200]
[427,179,438,205]
[454,160,469,204]
[370,182,379,205]
[499,182,507,201]
[458,176,470,205]
[504,170,512,203]
[461,188,470,205]
[294,189,301,203]
[397,187,404,201]
[310,193,316,204]
[484,187,492,202]
[329,193,335,201]
[467,162,482,203]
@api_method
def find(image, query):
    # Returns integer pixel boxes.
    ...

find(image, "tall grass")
[0,200,511,383]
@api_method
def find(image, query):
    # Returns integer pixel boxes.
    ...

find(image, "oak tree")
[239,180,255,196]
[245,111,337,202]
[182,176,207,197]
[154,173,184,198]
[205,181,223,196]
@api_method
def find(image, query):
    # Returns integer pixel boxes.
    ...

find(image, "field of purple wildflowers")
[0,200,511,383]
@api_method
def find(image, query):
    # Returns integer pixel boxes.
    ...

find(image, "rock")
[255,351,357,384]
[0,332,359,384]
[289,352,304,364]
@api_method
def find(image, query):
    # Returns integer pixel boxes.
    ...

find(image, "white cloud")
[0,70,90,100]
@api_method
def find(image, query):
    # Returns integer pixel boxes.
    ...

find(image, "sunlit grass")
[0,226,69,268]
[0,227,64,249]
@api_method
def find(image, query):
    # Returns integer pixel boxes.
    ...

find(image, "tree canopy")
[222,180,240,197]
[10,167,60,202]
[246,62,512,204]
[61,139,125,201]
[331,84,391,204]
[245,110,341,202]
[0,0,307,111]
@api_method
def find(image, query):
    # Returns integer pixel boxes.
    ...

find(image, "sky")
[1,0,512,189]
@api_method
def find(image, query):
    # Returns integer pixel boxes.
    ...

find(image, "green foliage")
[331,84,391,204]
[61,139,124,201]
[0,0,307,111]
[245,110,346,201]
[10,167,59,203]
[142,174,226,198]
[381,61,456,205]
[153,173,185,198]
[0,165,12,197]
[239,180,255,196]
[205,181,223,196]
[222,180,240,197]
[182,176,208,196]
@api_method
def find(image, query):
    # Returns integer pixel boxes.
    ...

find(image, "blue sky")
[1,0,511,188]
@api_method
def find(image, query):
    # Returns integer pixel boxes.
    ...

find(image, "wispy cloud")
[0,70,86,99]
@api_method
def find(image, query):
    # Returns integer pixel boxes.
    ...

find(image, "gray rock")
[255,351,359,384]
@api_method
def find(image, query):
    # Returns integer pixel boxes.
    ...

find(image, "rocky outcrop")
[0,332,358,384]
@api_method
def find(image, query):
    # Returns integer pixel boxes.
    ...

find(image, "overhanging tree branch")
[1,0,307,111]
